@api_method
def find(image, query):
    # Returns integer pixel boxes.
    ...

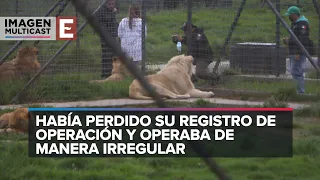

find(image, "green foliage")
[262,96,289,108]
[294,101,320,117]
[218,79,320,100]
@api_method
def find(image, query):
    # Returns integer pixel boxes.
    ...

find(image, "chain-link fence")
[0,0,135,104]
[0,0,319,105]
[208,0,320,95]
[142,0,320,97]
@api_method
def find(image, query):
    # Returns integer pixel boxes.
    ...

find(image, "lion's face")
[164,54,193,76]
[17,46,38,61]
[15,108,29,119]
[111,56,124,74]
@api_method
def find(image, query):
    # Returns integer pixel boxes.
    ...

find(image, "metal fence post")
[141,0,146,74]
[15,0,18,15]
[187,0,192,56]
[275,0,280,77]
[312,0,320,78]
[318,3,320,79]
[76,5,80,74]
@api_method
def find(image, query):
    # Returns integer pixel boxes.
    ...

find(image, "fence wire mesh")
[143,0,320,96]
[0,0,319,105]
[0,1,318,180]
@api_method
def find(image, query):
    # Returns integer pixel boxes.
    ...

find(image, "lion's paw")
[208,92,215,97]
[177,94,191,99]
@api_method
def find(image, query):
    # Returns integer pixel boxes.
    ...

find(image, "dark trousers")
[194,60,219,81]
[100,40,114,78]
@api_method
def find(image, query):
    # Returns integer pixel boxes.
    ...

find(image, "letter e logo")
[56,16,77,40]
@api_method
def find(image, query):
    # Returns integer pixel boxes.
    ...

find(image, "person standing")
[96,0,119,79]
[118,4,147,67]
[283,6,312,94]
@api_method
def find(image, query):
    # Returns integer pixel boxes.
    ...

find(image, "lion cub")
[90,56,131,83]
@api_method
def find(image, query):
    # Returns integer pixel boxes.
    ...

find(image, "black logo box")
[28,110,293,158]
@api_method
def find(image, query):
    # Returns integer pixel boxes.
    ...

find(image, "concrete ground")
[0,97,310,110]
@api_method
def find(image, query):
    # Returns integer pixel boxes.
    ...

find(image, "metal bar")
[10,0,106,104]
[312,0,320,78]
[318,3,320,79]
[187,0,192,55]
[0,0,65,66]
[275,0,280,77]
[46,0,65,16]
[141,0,146,74]
[33,0,71,47]
[313,0,320,16]
[213,0,246,72]
[15,0,18,15]
[265,0,320,73]
[75,4,80,74]
[186,1,231,179]
[69,1,231,180]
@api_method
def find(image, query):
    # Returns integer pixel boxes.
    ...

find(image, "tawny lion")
[0,46,41,82]
[129,54,215,99]
[0,107,29,134]
[90,56,131,83]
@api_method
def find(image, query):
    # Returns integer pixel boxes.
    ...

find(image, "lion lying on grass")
[129,54,214,99]
[0,46,41,82]
[90,56,131,83]
[0,108,29,134]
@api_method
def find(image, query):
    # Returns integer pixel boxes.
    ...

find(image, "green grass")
[294,101,320,117]
[198,74,320,102]
[1,100,320,179]
[0,73,133,105]
[0,146,319,180]
[306,70,320,79]
[1,72,320,104]
[218,78,320,96]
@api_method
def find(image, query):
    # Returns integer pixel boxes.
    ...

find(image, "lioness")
[0,46,41,82]
[0,107,29,134]
[129,54,215,99]
[90,56,131,83]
